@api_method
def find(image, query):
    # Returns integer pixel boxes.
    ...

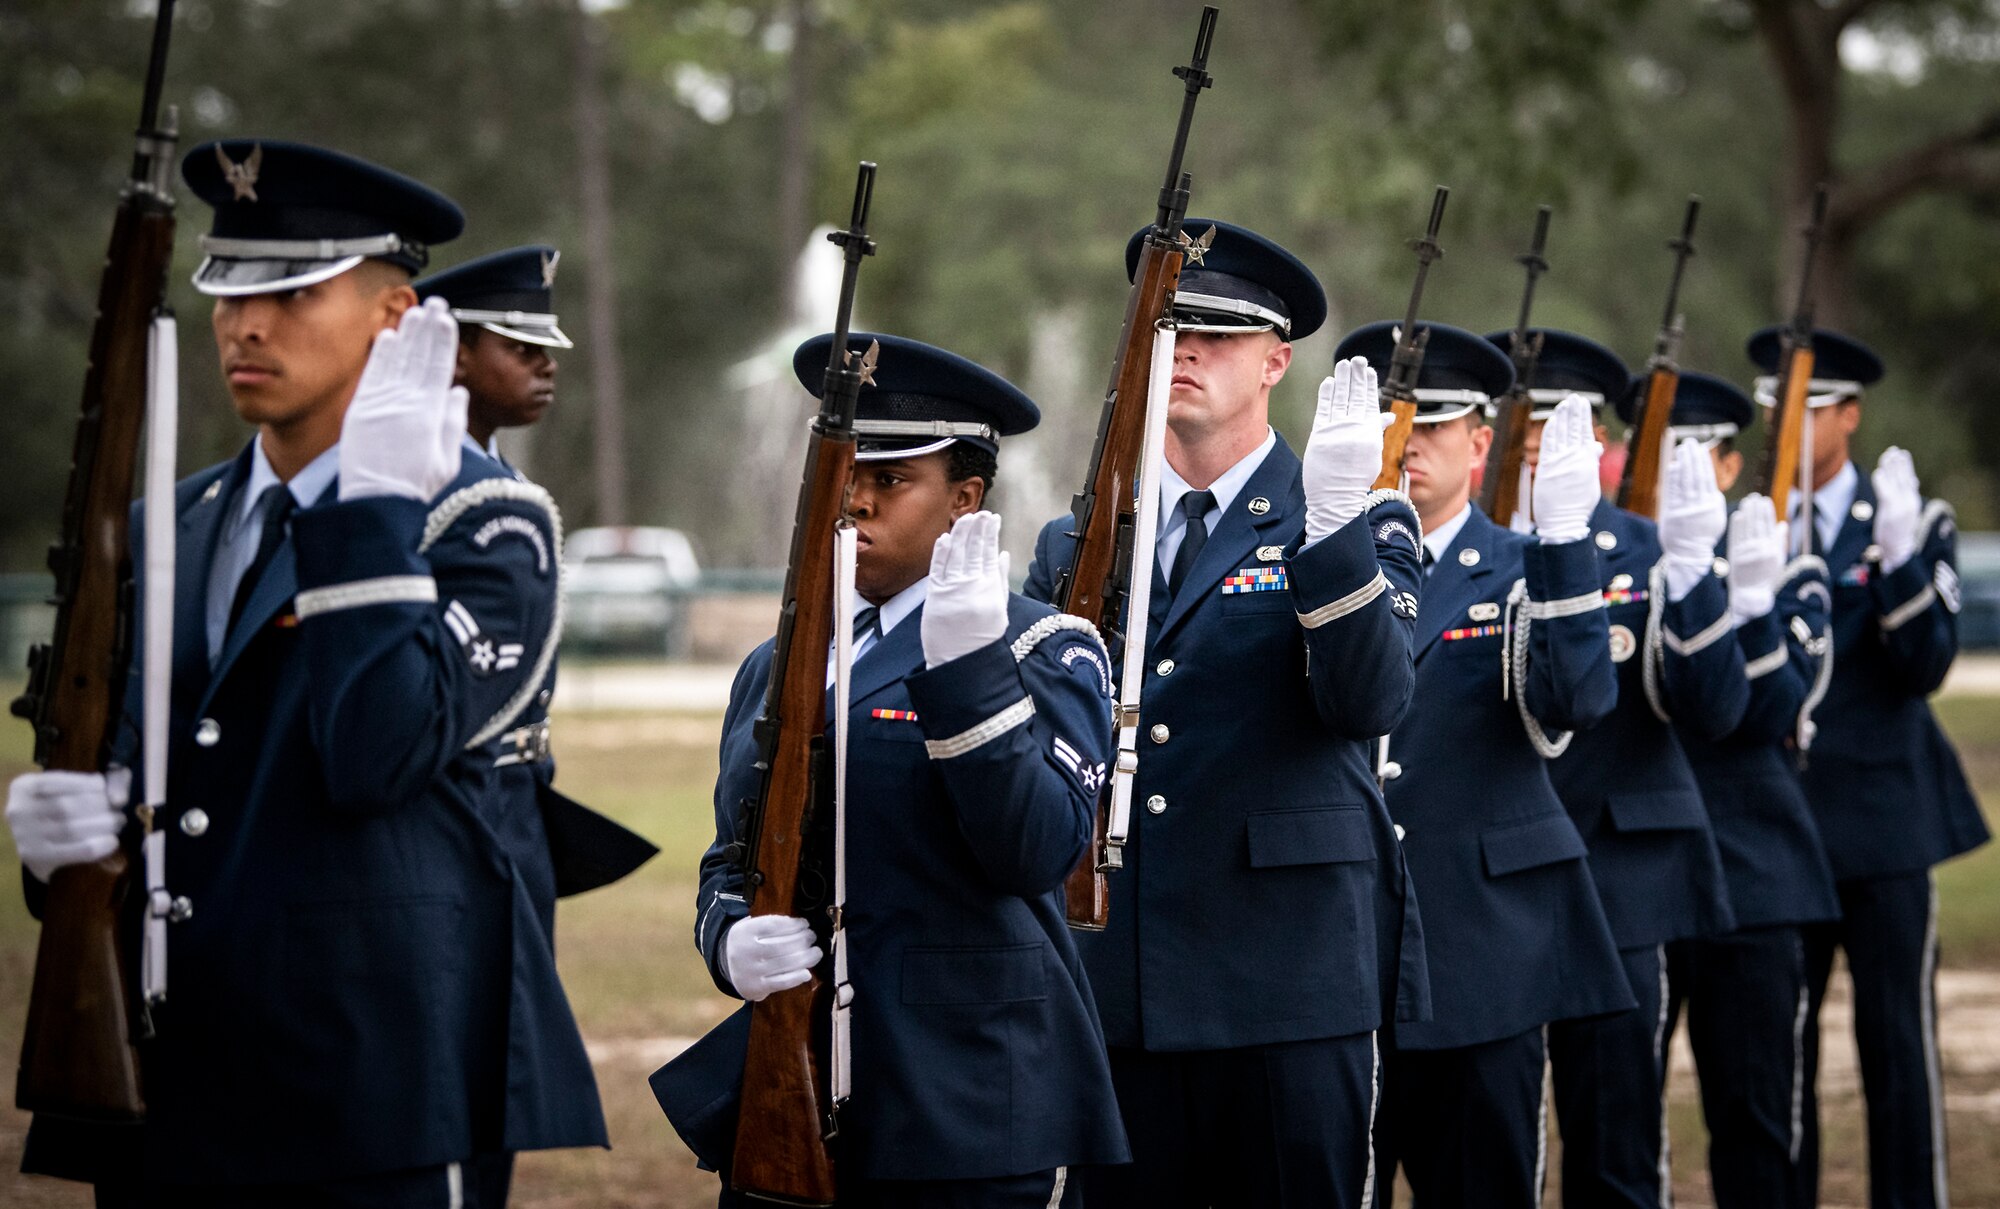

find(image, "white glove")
[1508,459,1534,534]
[723,914,823,1003]
[6,768,129,883]
[1872,446,1922,572]
[921,510,1011,669]
[1303,357,1392,544]
[1727,494,1786,627]
[1658,439,1727,601]
[339,297,469,502]
[1530,394,1604,545]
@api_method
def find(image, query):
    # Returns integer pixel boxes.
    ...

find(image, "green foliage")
[1,0,1996,567]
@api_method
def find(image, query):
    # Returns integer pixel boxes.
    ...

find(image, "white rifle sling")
[829,525,857,1107]
[141,315,178,1005]
[1103,324,1177,869]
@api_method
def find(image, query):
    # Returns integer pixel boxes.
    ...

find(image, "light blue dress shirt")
[204,439,340,662]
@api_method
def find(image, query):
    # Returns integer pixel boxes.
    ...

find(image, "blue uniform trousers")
[1548,945,1670,1209]
[1374,1026,1547,1209]
[717,1168,1073,1209]
[1798,870,1948,1209]
[90,1153,514,1208]
[1086,1034,1380,1209]
[1666,925,1812,1209]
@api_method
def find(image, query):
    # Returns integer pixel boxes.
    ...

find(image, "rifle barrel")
[1156,7,1218,229]
[1655,195,1701,346]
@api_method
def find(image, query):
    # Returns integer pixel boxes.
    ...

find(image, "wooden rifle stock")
[1373,187,1450,492]
[1758,345,1816,523]
[1616,196,1700,519]
[1052,6,1216,931]
[1618,365,1681,518]
[14,2,180,1122]
[1479,206,1552,520]
[1754,185,1830,528]
[730,163,877,1206]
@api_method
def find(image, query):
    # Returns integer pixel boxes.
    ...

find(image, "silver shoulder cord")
[1103,324,1177,869]
[829,524,858,1111]
[140,315,178,1006]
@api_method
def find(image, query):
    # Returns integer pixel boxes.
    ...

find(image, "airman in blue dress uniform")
[654,333,1128,1207]
[1488,330,1740,1208]
[416,246,658,933]
[1024,221,1428,1208]
[1650,371,1841,1207]
[1337,321,1629,1207]
[6,141,604,1206]
[1746,328,1988,1209]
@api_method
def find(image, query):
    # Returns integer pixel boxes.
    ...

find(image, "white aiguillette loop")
[141,313,179,1006]
[1104,323,1177,867]
[829,523,857,1108]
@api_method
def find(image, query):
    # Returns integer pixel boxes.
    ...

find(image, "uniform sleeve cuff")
[1288,508,1383,609]
[1521,536,1601,607]
[292,496,429,590]
[907,638,1029,753]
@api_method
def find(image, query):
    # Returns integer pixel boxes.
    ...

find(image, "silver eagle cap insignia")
[541,250,560,287]
[217,143,263,203]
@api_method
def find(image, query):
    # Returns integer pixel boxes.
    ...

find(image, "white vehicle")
[563,526,701,654]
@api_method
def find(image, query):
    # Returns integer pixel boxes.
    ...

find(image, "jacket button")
[194,718,221,747]
[168,895,194,923]
[179,808,209,838]
[1150,723,1170,745]
[1146,794,1167,815]
[1155,659,1175,676]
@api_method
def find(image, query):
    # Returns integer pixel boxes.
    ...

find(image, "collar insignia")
[1247,496,1271,516]
[1458,547,1481,567]
[217,143,263,203]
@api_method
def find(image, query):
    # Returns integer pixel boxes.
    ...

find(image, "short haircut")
[947,443,998,491]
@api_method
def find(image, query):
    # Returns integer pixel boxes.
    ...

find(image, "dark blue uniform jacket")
[25,444,606,1185]
[1546,501,1738,949]
[1024,438,1431,1052]
[659,596,1129,1182]
[1680,555,1841,929]
[1385,504,1632,1051]
[1799,468,1986,880]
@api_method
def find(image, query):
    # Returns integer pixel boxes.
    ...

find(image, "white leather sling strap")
[140,314,178,1006]
[829,524,858,1108]
[1104,323,1176,870]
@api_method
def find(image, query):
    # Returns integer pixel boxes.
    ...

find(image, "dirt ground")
[3,700,1999,1207]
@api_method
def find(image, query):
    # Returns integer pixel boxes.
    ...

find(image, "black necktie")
[1168,489,1217,596]
[1421,547,1437,577]
[229,485,296,631]
[852,605,881,648]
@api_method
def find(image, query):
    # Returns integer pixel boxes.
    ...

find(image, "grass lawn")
[0,695,1997,1207]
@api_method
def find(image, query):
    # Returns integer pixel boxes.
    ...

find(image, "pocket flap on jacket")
[902,942,1048,1005]
[1247,806,1374,869]
[1606,788,1709,832]
[1481,813,1588,877]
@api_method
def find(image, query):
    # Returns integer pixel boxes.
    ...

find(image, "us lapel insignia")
[1851,499,1874,522]
[1247,496,1271,515]
[217,143,263,202]
[541,250,560,287]
[1608,623,1637,663]
[200,480,223,504]
[1468,602,1500,623]
[1458,547,1480,567]
[1256,545,1284,562]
